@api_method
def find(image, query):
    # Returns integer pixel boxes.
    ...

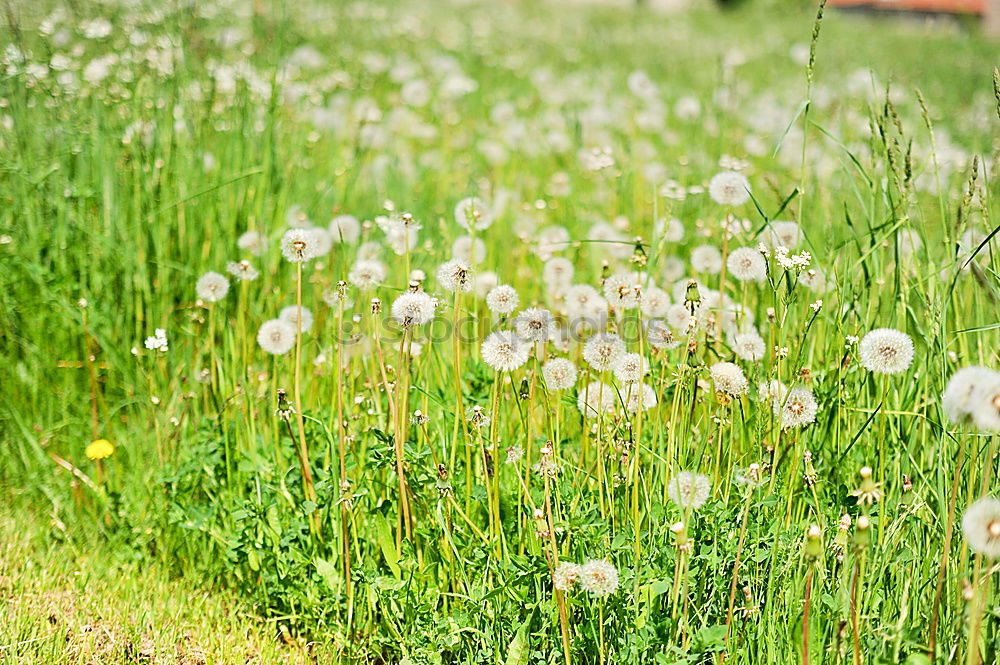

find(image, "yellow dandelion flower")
[86,439,114,460]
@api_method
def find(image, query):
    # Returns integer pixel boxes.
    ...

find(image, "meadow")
[1,0,1000,663]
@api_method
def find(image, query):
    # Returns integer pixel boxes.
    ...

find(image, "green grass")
[1,0,999,663]
[0,490,328,664]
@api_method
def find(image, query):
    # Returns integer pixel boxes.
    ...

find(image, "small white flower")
[144,328,168,352]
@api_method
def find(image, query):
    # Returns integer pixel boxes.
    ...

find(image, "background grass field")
[1,0,999,663]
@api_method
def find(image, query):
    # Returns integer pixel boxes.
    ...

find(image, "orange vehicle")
[828,0,985,14]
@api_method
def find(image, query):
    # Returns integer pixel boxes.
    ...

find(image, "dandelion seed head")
[603,272,643,310]
[640,286,671,319]
[553,562,581,592]
[452,235,486,264]
[279,305,313,333]
[436,259,474,293]
[583,332,626,371]
[237,230,266,256]
[542,357,578,391]
[962,497,1000,559]
[690,245,723,274]
[777,386,818,429]
[391,291,436,327]
[514,307,555,343]
[226,259,259,281]
[727,246,767,282]
[646,320,679,350]
[710,361,749,396]
[858,328,914,375]
[196,271,230,303]
[613,352,649,384]
[970,373,1000,432]
[480,330,530,372]
[942,367,998,425]
[708,170,751,206]
[257,319,296,355]
[578,559,619,597]
[731,331,766,362]
[486,284,520,314]
[328,214,361,243]
[577,381,616,418]
[454,196,493,231]
[348,259,387,290]
[667,471,711,510]
[281,228,322,263]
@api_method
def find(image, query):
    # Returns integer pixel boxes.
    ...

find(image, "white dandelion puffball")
[655,217,685,243]
[452,235,486,264]
[578,559,619,597]
[776,386,818,429]
[727,247,767,282]
[196,271,230,303]
[583,332,626,372]
[543,257,574,290]
[961,497,1000,558]
[710,361,749,396]
[285,204,311,228]
[308,227,333,257]
[970,373,1000,432]
[514,307,555,343]
[257,319,296,355]
[237,230,266,256]
[603,272,642,310]
[486,284,519,315]
[665,303,697,332]
[731,331,766,362]
[942,367,999,425]
[577,381,617,419]
[534,225,571,259]
[708,171,751,206]
[758,379,788,405]
[613,352,649,384]
[358,241,383,262]
[391,292,436,327]
[646,320,679,350]
[328,214,361,243]
[226,260,259,281]
[437,259,474,293]
[622,382,657,413]
[454,196,493,231]
[481,330,530,372]
[859,328,914,375]
[763,221,803,249]
[474,271,499,299]
[690,245,723,274]
[667,471,712,510]
[348,260,387,290]
[279,305,313,334]
[281,228,322,263]
[552,562,581,592]
[564,284,608,327]
[639,287,671,319]
[543,357,578,391]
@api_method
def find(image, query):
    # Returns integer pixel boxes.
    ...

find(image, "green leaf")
[314,557,338,591]
[374,513,401,577]
[505,613,532,665]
